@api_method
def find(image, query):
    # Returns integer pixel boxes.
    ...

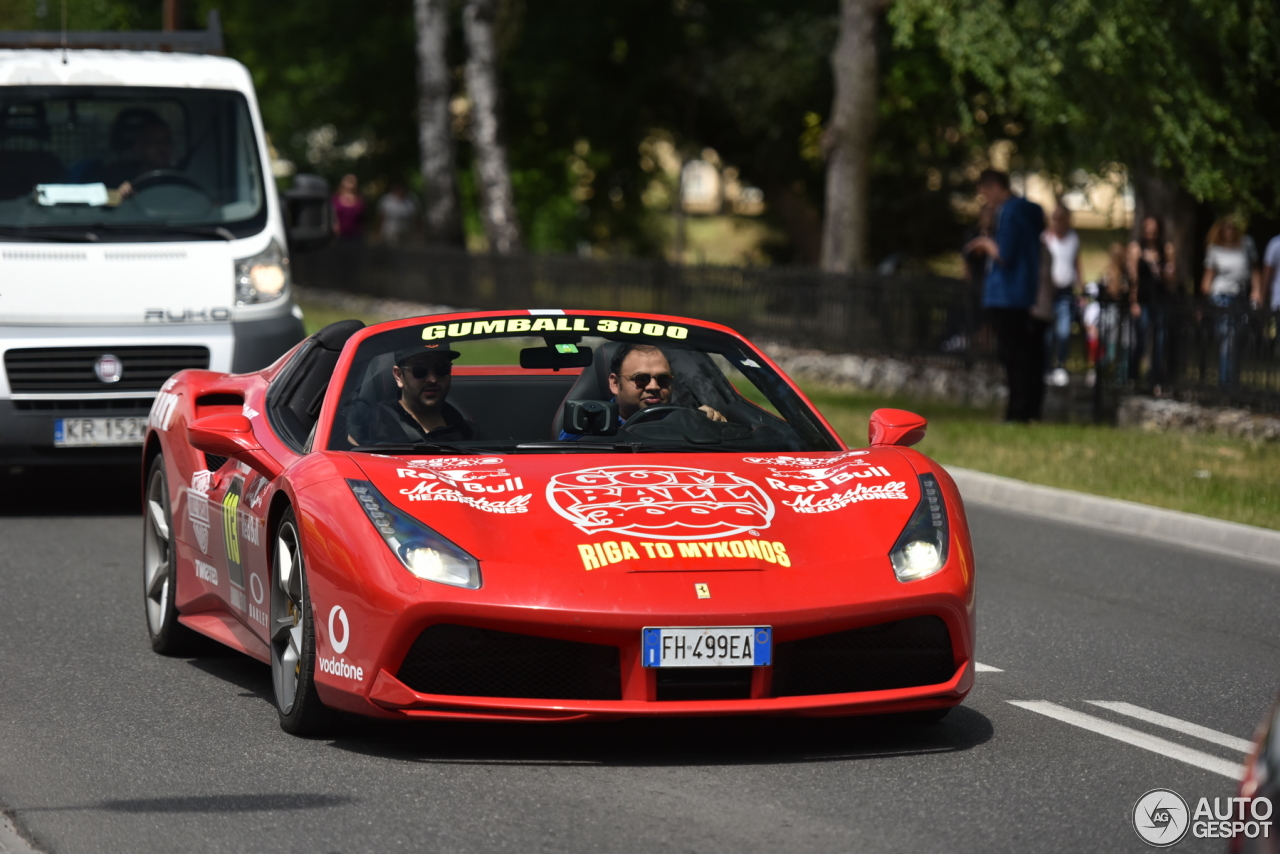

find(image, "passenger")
[561,343,724,439]
[346,343,475,445]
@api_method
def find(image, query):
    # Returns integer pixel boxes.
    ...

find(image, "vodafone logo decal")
[328,606,350,654]
[546,465,774,541]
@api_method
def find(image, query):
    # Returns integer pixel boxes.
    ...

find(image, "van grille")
[4,346,208,393]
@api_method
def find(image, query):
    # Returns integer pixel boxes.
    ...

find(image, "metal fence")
[294,243,1280,415]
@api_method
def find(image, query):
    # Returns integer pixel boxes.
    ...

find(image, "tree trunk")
[463,0,522,254]
[820,0,884,273]
[413,0,464,246]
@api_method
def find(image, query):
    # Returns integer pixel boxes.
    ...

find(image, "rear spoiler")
[0,10,223,55]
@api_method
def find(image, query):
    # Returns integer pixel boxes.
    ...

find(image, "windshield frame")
[0,84,268,241]
[317,311,845,455]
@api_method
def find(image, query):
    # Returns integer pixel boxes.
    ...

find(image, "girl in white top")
[1042,205,1082,384]
[1201,215,1261,303]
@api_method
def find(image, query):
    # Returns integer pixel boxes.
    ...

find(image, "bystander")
[377,182,420,246]
[1127,216,1177,387]
[1201,215,1261,387]
[332,173,365,241]
[1043,204,1082,386]
[964,170,1046,422]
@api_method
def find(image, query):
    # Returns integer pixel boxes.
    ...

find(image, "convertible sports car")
[141,309,976,734]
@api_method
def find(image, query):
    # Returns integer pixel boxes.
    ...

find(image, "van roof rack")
[0,10,223,55]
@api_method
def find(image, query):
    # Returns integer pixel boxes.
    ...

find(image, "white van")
[0,16,330,466]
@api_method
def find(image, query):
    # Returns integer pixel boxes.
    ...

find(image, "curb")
[946,466,1280,570]
[0,814,39,854]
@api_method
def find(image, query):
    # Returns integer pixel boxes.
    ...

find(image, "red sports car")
[141,309,976,734]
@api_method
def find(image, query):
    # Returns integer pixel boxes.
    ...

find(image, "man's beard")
[403,387,444,417]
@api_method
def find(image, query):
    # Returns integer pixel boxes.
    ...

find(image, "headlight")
[234,238,291,305]
[347,479,482,589]
[888,473,949,582]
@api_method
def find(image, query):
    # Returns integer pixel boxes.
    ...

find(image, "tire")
[143,454,203,655]
[270,508,335,735]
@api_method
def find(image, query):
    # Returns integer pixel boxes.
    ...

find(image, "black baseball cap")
[394,341,461,364]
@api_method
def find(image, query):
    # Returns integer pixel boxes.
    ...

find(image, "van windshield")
[0,86,266,240]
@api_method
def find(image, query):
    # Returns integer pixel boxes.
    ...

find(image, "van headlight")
[234,238,291,305]
[888,474,949,582]
[347,479,482,589]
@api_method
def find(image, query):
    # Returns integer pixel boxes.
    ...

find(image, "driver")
[560,343,723,439]
[103,113,177,199]
[346,343,475,446]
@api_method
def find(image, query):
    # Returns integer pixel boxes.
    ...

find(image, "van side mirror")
[868,408,927,447]
[283,173,333,253]
[187,413,283,479]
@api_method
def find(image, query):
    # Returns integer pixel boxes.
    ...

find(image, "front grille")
[11,398,153,412]
[397,624,622,700]
[657,668,752,701]
[204,454,229,471]
[4,346,208,393]
[771,616,955,697]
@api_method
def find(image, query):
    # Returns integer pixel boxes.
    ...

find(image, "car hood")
[348,449,923,573]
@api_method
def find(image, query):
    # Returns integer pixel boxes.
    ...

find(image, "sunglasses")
[620,372,673,390]
[403,362,452,379]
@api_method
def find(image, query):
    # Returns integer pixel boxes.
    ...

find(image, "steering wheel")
[130,170,212,198]
[621,404,685,428]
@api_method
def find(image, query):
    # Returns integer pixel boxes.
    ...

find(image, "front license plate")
[642,626,772,668]
[54,416,147,447]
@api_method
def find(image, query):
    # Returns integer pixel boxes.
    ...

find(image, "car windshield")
[0,86,265,240]
[327,314,840,454]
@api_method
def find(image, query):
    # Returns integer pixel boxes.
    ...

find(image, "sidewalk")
[948,466,1280,570]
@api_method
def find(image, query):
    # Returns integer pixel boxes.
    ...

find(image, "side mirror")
[868,408,927,447]
[187,413,283,479]
[283,173,333,253]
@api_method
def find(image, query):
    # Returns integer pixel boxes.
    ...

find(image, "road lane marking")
[1085,701,1254,754]
[975,663,1003,672]
[1008,701,1244,780]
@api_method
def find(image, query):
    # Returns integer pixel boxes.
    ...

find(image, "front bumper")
[0,398,153,466]
[366,660,972,722]
[314,571,975,723]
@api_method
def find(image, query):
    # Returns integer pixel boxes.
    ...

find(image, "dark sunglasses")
[621,372,673,389]
[404,362,452,379]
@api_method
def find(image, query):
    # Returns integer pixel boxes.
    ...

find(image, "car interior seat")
[550,341,621,437]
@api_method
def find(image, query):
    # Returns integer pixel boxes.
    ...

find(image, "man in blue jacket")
[966,169,1046,422]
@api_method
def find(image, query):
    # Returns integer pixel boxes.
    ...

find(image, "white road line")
[1086,701,1254,754]
[975,663,1003,672]
[1009,701,1244,780]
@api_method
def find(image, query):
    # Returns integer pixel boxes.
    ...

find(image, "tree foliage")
[891,0,1280,214]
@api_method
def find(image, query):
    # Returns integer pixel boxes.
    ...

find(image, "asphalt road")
[0,465,1276,854]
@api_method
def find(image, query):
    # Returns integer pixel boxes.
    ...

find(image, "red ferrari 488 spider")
[142,309,975,733]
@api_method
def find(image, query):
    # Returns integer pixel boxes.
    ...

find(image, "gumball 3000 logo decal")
[546,466,774,540]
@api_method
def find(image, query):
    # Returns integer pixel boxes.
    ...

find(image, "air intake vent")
[2,250,88,261]
[771,616,955,697]
[397,624,622,700]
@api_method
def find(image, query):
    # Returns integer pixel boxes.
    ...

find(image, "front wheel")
[143,454,201,655]
[270,508,335,735]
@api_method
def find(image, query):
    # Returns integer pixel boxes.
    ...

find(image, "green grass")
[298,295,1280,530]
[804,386,1280,531]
